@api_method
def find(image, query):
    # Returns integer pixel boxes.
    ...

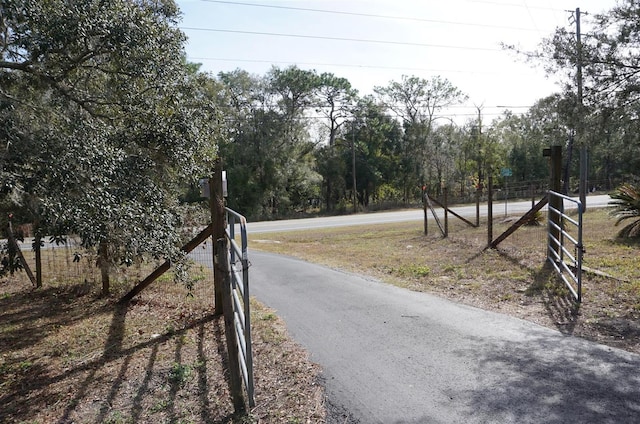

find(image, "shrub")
[609,183,640,238]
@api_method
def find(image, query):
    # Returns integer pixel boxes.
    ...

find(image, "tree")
[346,96,403,207]
[469,110,508,195]
[374,75,467,202]
[216,66,321,219]
[540,2,640,112]
[489,95,571,189]
[216,69,269,217]
[429,123,460,196]
[528,1,640,190]
[0,0,220,294]
[315,72,357,211]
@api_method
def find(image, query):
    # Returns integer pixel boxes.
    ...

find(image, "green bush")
[609,183,640,238]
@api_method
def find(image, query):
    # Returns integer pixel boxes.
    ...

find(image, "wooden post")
[34,233,42,288]
[443,187,449,238]
[531,184,535,209]
[217,237,245,413]
[475,185,481,227]
[487,173,493,247]
[211,160,225,316]
[422,186,428,235]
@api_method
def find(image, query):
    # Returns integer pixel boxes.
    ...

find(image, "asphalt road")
[249,250,640,423]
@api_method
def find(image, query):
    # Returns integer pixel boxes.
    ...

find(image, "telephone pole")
[475,105,483,227]
[352,119,357,213]
[572,7,588,210]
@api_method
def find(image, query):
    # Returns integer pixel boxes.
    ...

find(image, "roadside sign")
[501,168,512,177]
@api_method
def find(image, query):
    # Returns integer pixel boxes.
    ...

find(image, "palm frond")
[609,183,640,238]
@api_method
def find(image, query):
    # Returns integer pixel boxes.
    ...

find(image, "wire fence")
[420,194,549,273]
[487,216,548,263]
[4,200,552,300]
[3,235,216,302]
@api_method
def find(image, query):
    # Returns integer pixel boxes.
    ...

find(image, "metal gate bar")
[225,208,255,408]
[547,191,584,302]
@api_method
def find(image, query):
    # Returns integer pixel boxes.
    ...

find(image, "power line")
[199,0,543,32]
[220,111,518,121]
[188,56,541,76]
[210,100,531,114]
[463,0,560,11]
[180,27,505,52]
[521,0,543,37]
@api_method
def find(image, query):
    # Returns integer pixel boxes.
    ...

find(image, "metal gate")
[547,191,584,302]
[224,207,255,408]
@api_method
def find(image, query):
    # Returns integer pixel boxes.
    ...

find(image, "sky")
[175,0,617,122]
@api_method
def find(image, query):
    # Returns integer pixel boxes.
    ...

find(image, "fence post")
[443,187,449,238]
[487,173,493,247]
[475,184,481,227]
[34,231,42,288]
[216,237,245,413]
[530,184,535,209]
[422,185,428,236]
[211,160,225,316]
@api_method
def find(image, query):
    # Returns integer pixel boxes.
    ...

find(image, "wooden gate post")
[211,160,225,316]
[34,231,42,288]
[487,173,493,247]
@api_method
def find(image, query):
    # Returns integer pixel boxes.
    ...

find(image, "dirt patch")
[0,277,325,423]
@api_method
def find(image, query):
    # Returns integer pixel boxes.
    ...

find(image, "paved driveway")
[249,250,640,424]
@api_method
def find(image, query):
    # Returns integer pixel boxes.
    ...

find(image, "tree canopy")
[532,0,640,187]
[1,0,220,292]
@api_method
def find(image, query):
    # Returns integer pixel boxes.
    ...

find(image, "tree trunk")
[34,233,42,288]
[99,241,110,296]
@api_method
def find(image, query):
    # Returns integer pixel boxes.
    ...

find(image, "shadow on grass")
[0,283,248,424]
[533,263,581,333]
[0,282,104,352]
[489,248,582,335]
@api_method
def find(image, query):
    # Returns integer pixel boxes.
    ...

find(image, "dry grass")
[0,263,326,424]
[250,208,640,354]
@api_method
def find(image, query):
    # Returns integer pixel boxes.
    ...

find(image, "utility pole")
[572,7,588,210]
[352,119,357,213]
[475,105,483,227]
